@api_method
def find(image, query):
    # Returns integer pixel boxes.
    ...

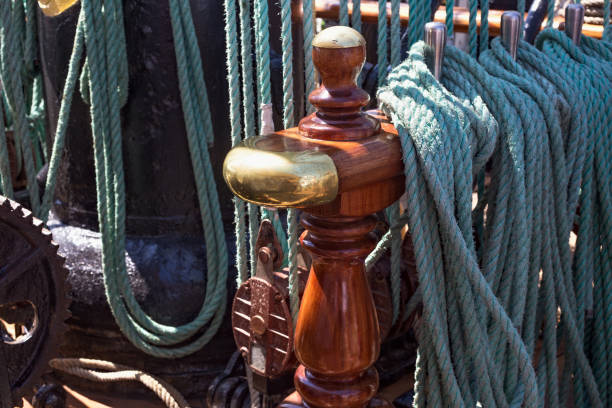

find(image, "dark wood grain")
[273,29,400,407]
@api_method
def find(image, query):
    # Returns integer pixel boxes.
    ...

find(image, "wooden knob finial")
[299,26,380,141]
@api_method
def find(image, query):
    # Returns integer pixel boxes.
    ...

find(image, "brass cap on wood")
[38,0,80,16]
[223,136,338,208]
[312,26,366,49]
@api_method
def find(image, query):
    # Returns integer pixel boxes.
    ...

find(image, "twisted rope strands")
[0,1,40,216]
[352,0,362,32]
[253,0,274,273]
[50,359,191,408]
[224,0,248,285]
[377,0,388,87]
[468,0,478,57]
[40,10,84,219]
[380,42,544,407]
[239,0,256,139]
[547,0,556,28]
[254,0,272,111]
[279,0,300,322]
[303,0,316,113]
[69,0,228,358]
[339,0,349,25]
[446,0,455,37]
[236,0,259,275]
[281,0,294,129]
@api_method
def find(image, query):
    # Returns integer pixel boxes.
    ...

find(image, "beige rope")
[49,358,191,408]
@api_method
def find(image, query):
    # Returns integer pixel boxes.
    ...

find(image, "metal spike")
[565,3,585,45]
[501,11,521,60]
[424,22,447,81]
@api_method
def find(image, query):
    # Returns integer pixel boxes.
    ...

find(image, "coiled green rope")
[29,0,228,358]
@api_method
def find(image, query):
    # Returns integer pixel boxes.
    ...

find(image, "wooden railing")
[308,0,604,39]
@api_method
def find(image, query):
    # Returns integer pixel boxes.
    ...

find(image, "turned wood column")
[223,25,404,407]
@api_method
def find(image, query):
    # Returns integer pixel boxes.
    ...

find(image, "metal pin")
[501,11,521,60]
[424,22,447,81]
[565,3,585,45]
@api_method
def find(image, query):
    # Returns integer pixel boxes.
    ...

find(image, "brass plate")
[223,135,338,208]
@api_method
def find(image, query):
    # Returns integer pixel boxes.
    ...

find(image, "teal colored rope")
[377,0,388,87]
[236,0,259,276]
[535,28,612,407]
[40,11,86,220]
[446,0,455,37]
[339,0,349,26]
[303,0,316,113]
[379,41,545,407]
[60,0,229,358]
[253,0,289,262]
[280,0,294,129]
[352,0,362,32]
[0,0,40,216]
[547,0,555,28]
[468,0,478,57]
[254,0,272,115]
[238,0,256,139]
[279,0,300,321]
[224,0,248,285]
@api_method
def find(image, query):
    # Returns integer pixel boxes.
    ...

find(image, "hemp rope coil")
[49,358,191,408]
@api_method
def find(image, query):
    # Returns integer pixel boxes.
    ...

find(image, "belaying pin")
[565,3,585,45]
[424,22,447,81]
[501,11,521,60]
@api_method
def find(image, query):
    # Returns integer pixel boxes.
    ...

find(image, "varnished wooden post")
[223,26,404,407]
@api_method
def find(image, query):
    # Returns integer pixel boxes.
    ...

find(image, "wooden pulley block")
[232,220,308,379]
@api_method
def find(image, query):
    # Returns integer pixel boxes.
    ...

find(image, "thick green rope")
[339,0,349,26]
[536,27,612,406]
[446,0,455,36]
[379,43,537,406]
[224,0,248,286]
[40,9,86,220]
[352,0,362,32]
[377,0,388,87]
[0,0,41,215]
[303,0,316,113]
[50,0,227,358]
[279,0,301,323]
